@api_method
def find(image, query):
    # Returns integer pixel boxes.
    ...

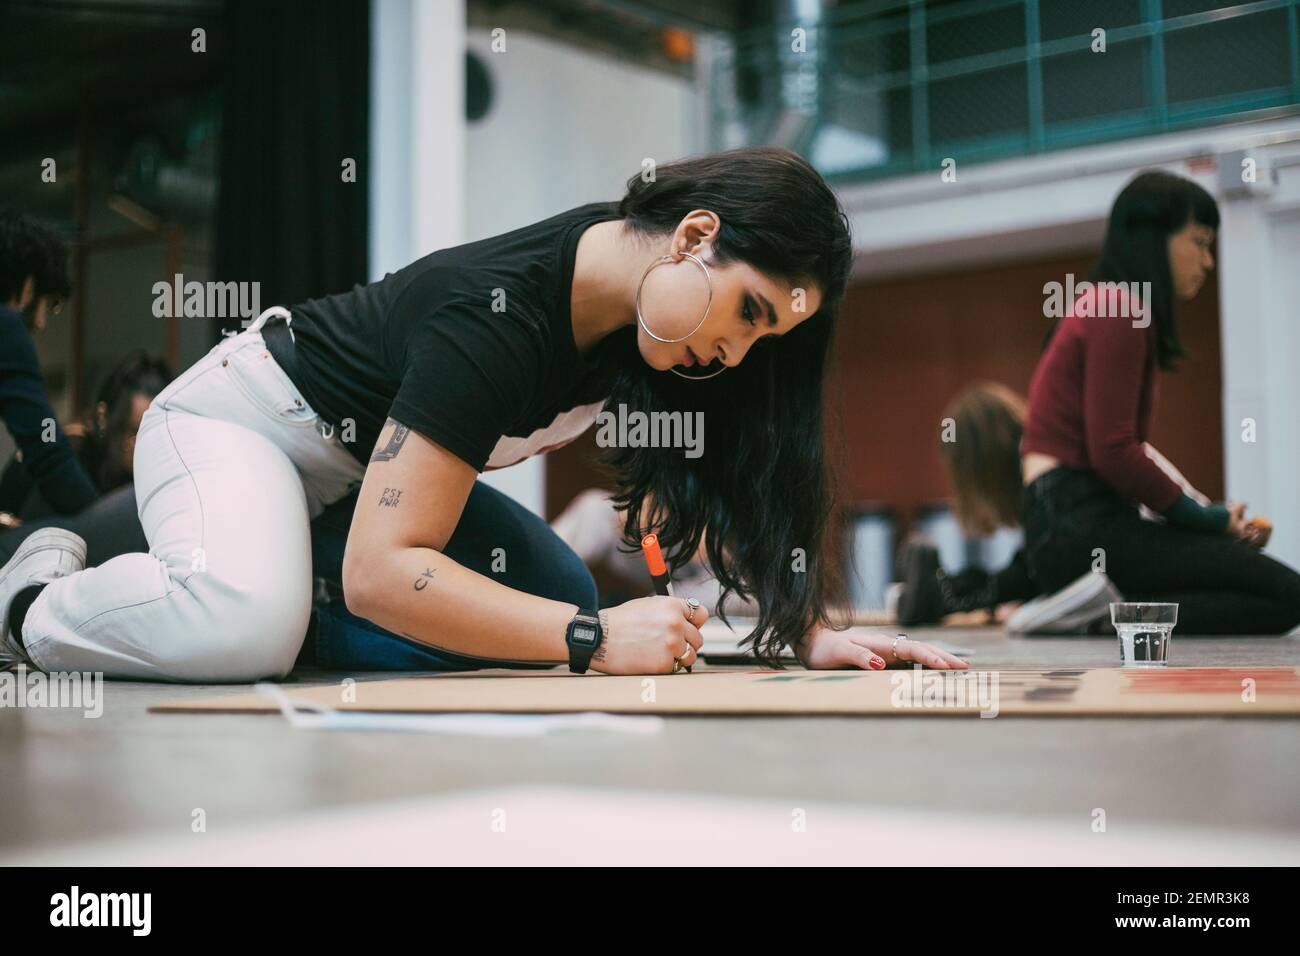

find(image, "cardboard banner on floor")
[150,667,1300,717]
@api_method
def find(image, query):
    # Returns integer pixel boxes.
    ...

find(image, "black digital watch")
[565,608,603,674]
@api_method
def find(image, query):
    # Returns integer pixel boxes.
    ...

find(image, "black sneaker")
[897,540,944,625]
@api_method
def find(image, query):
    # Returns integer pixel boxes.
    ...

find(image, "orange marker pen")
[641,533,673,597]
[641,533,691,672]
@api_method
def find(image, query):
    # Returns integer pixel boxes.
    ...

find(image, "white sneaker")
[1006,571,1123,635]
[0,527,87,668]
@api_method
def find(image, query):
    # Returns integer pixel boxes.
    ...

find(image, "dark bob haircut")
[1085,170,1220,371]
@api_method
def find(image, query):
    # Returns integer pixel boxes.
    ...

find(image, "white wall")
[462,29,695,243]
[839,115,1300,567]
[1218,172,1300,571]
[369,0,467,280]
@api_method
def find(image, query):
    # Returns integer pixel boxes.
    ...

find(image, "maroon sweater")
[1023,286,1182,512]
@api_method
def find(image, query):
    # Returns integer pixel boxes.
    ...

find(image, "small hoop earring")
[636,250,726,380]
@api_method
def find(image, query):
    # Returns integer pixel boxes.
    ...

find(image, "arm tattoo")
[413,567,436,591]
[370,418,411,463]
[593,610,610,663]
[378,487,403,508]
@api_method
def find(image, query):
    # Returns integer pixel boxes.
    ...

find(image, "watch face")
[572,622,598,647]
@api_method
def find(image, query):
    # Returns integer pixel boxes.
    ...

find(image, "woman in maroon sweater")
[1021,171,1300,634]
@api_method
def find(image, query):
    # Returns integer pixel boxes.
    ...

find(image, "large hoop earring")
[636,250,726,380]
[671,362,726,380]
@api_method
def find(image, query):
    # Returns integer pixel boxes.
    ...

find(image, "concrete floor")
[3,627,1299,861]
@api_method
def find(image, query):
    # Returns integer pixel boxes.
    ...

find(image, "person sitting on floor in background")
[1,351,172,517]
[896,377,1252,632]
[0,208,99,519]
[1020,170,1299,635]
[0,351,173,567]
[896,383,1041,626]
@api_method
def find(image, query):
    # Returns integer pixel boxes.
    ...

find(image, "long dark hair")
[596,147,854,667]
[1082,170,1219,371]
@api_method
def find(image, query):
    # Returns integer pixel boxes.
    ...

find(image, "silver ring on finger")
[672,657,684,674]
[892,633,909,661]
[687,597,701,623]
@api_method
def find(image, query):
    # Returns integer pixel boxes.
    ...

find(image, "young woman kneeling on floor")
[1,147,968,681]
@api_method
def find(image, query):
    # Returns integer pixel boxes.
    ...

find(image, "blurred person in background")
[1020,170,1299,635]
[896,383,1041,626]
[898,378,1244,633]
[0,351,173,567]
[0,208,98,518]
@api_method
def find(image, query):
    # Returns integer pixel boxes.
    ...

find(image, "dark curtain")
[214,0,369,339]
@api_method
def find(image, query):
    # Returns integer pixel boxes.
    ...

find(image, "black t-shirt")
[286,201,623,472]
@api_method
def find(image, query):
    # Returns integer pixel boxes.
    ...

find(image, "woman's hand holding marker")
[591,595,708,675]
[582,533,709,676]
[636,533,698,673]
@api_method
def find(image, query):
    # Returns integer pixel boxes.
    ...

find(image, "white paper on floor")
[253,682,665,737]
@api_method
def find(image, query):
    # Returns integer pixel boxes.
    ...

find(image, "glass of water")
[1110,603,1178,667]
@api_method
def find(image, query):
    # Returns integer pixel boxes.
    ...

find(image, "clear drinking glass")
[1110,602,1178,667]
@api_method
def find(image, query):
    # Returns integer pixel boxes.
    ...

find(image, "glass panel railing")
[704,0,1300,181]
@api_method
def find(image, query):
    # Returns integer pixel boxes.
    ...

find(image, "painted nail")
[869,657,886,670]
